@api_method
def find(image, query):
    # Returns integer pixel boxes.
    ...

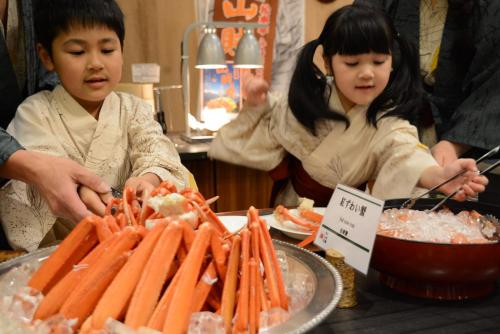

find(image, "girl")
[209,4,487,207]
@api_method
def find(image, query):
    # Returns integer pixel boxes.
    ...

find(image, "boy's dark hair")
[288,4,423,134]
[34,0,125,56]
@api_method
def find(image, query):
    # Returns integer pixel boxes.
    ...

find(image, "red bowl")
[371,198,500,300]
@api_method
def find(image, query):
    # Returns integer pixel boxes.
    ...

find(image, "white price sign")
[314,184,384,274]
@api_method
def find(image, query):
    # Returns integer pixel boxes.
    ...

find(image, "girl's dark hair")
[34,0,125,56]
[288,4,422,134]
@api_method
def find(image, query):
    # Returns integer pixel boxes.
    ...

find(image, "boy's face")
[39,25,123,112]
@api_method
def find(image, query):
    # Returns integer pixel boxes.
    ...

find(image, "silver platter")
[0,241,342,333]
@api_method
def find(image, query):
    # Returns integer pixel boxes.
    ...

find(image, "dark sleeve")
[0,33,22,129]
[441,1,500,150]
[355,0,384,8]
[0,128,23,165]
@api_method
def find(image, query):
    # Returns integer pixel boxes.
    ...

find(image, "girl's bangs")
[332,16,392,55]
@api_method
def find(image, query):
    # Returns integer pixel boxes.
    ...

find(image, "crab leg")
[123,187,138,226]
[28,216,98,294]
[211,233,228,282]
[61,253,130,329]
[275,205,317,230]
[105,215,121,233]
[59,227,140,328]
[147,264,184,330]
[91,221,167,329]
[249,258,258,334]
[163,222,213,334]
[191,261,218,313]
[95,217,113,242]
[259,218,288,310]
[33,234,115,320]
[297,226,319,248]
[235,228,251,332]
[299,208,323,224]
[125,221,183,328]
[220,234,241,333]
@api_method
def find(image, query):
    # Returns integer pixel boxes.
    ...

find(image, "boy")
[0,0,191,251]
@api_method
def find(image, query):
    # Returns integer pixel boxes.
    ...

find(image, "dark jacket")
[356,0,500,152]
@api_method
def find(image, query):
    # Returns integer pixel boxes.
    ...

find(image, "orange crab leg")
[220,234,241,334]
[59,227,140,328]
[235,228,251,332]
[210,233,228,282]
[259,218,288,310]
[91,221,166,329]
[28,216,99,294]
[275,205,317,230]
[125,221,183,329]
[191,261,218,313]
[61,253,129,329]
[297,226,319,248]
[33,234,115,320]
[249,258,258,334]
[163,223,213,334]
[299,208,323,224]
[147,264,184,330]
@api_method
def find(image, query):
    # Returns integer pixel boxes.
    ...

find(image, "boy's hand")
[243,77,269,107]
[422,159,488,201]
[78,185,111,217]
[125,174,160,200]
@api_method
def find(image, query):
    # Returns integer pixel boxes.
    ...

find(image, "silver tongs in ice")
[400,145,500,210]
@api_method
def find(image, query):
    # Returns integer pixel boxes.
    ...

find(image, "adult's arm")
[0,147,110,222]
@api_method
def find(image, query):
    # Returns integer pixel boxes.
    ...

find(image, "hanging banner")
[213,0,277,82]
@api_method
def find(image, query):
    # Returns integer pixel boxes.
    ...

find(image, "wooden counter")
[169,133,274,212]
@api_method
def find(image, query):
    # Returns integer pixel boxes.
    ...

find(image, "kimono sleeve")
[371,120,438,199]
[126,98,190,189]
[208,93,287,171]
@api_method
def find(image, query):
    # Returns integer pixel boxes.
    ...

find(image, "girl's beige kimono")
[0,85,190,251]
[209,86,438,206]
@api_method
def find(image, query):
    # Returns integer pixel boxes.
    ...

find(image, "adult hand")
[243,76,269,107]
[431,140,470,166]
[0,150,110,222]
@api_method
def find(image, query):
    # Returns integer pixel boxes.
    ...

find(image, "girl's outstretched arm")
[418,159,488,201]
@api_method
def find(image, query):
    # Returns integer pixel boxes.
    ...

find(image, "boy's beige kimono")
[209,86,438,206]
[0,85,190,251]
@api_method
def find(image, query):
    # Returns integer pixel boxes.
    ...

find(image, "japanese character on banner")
[220,27,243,56]
[222,0,258,20]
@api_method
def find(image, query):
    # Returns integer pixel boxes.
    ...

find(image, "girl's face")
[329,52,392,111]
[38,25,123,116]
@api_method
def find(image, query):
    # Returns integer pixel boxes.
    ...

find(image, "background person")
[355,0,500,203]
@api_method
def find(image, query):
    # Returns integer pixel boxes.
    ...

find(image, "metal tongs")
[400,145,500,211]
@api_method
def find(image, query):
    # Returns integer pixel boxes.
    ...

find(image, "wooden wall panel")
[182,158,216,208]
[214,161,273,212]
[116,0,199,132]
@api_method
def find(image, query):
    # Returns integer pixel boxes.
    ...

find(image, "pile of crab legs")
[27,182,289,334]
